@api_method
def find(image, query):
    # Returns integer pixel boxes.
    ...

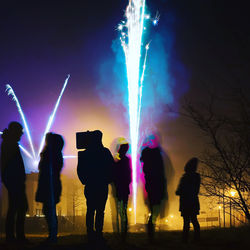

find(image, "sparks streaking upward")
[6,85,36,159]
[37,74,70,158]
[3,75,76,171]
[119,0,157,222]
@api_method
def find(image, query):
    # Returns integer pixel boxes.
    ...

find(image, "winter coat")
[35,149,63,204]
[114,156,132,202]
[140,147,166,206]
[77,146,114,188]
[0,132,26,192]
[176,172,200,216]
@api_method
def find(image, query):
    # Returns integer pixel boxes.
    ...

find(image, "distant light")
[148,213,151,216]
[230,191,236,197]
[165,219,168,223]
[153,19,158,26]
[145,14,150,19]
[26,214,30,217]
[0,131,3,134]
[128,208,132,212]
[218,206,222,210]
[170,214,174,218]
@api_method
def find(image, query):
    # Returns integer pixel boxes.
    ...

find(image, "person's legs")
[151,204,160,224]
[118,199,128,240]
[191,215,200,241]
[85,186,96,241]
[43,203,58,242]
[16,191,28,240]
[95,186,108,239]
[5,190,17,241]
[147,205,154,240]
[147,204,160,240]
[120,201,128,234]
[182,215,191,243]
[86,205,95,234]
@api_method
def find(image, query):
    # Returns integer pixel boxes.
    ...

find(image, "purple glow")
[4,75,73,172]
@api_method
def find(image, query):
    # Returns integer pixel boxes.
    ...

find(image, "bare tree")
[182,89,250,223]
[68,182,84,230]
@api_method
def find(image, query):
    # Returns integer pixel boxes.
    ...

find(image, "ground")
[0,228,249,250]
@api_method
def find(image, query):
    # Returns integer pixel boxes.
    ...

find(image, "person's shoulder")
[143,147,150,152]
[40,150,49,160]
[124,155,130,161]
[195,172,201,179]
[141,147,150,155]
[154,146,161,151]
[181,173,186,179]
[103,147,112,154]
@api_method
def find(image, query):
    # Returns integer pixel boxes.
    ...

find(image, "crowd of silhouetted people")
[0,121,201,246]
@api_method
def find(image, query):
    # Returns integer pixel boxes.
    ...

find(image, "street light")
[218,206,222,227]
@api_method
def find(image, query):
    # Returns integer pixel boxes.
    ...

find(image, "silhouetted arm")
[105,148,115,183]
[0,143,7,183]
[77,151,87,185]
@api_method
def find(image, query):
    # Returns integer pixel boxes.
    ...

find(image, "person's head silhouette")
[184,157,199,173]
[44,133,64,152]
[89,130,103,148]
[8,121,23,142]
[118,143,129,158]
[53,134,64,152]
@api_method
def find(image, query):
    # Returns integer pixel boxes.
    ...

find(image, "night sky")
[0,0,249,180]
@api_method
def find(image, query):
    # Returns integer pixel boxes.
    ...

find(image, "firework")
[119,0,156,222]
[6,84,36,159]
[37,74,70,157]
[4,75,76,171]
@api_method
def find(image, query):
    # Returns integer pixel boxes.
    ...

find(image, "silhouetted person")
[77,130,114,244]
[176,157,201,243]
[35,133,64,244]
[0,122,28,243]
[140,135,166,240]
[114,143,132,240]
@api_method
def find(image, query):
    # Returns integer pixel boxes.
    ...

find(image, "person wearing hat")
[0,121,28,243]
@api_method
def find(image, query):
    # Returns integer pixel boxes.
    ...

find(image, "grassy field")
[0,227,249,250]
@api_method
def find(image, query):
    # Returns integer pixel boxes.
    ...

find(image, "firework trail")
[19,145,33,159]
[3,75,75,170]
[37,74,70,157]
[6,84,36,159]
[119,0,150,222]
